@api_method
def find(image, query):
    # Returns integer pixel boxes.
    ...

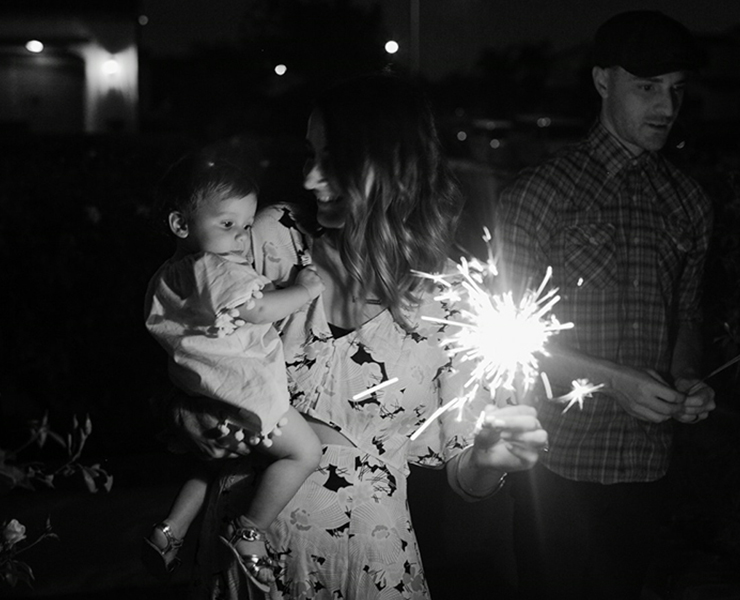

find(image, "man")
[496,11,716,600]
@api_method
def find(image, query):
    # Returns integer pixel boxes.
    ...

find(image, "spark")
[553,379,604,413]
[409,253,572,440]
[352,377,399,401]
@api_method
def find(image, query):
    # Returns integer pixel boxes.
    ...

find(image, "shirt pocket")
[657,221,690,291]
[561,223,618,289]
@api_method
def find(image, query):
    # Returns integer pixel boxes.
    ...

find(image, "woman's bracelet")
[455,447,507,500]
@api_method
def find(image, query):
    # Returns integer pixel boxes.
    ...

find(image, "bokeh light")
[25,40,44,53]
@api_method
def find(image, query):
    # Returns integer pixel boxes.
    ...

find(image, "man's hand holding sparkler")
[672,377,715,424]
[605,365,690,423]
[447,405,548,502]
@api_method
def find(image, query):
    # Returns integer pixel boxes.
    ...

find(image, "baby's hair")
[154,148,259,237]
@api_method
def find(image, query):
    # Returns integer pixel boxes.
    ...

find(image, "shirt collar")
[587,120,656,179]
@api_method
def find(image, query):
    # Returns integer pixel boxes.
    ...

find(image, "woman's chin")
[316,203,346,230]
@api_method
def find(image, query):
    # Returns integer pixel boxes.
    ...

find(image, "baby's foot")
[142,522,184,578]
[235,538,276,585]
[153,523,183,566]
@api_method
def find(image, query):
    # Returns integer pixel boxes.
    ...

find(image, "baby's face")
[186,193,257,256]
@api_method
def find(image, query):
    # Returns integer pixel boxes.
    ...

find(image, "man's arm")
[538,343,685,423]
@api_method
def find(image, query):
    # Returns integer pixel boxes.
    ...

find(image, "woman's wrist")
[455,445,507,500]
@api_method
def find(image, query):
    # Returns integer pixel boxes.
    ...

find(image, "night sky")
[139,0,740,79]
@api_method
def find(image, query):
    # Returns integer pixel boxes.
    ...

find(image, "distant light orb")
[537,117,552,128]
[489,139,501,149]
[102,59,121,76]
[138,15,149,26]
[26,40,44,53]
[456,131,467,142]
[274,64,287,76]
[384,40,399,54]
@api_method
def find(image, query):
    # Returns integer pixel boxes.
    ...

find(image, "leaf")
[16,560,34,580]
[81,467,98,493]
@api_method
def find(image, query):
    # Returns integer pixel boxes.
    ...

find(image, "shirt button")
[632,322,639,330]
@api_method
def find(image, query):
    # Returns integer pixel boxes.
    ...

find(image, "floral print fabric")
[193,205,487,599]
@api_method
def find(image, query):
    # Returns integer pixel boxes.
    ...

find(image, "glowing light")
[409,231,573,440]
[102,58,121,76]
[489,139,501,149]
[537,117,552,128]
[25,40,44,53]
[385,40,399,54]
[138,15,149,26]
[274,64,287,76]
[553,379,604,413]
[456,131,467,142]
[352,377,399,401]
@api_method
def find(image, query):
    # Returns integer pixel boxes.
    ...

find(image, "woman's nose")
[303,160,324,190]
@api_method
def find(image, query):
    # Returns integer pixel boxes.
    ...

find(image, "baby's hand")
[295,265,325,300]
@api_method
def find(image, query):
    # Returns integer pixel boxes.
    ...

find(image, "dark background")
[1,1,739,598]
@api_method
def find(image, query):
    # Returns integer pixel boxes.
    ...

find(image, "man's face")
[594,66,687,155]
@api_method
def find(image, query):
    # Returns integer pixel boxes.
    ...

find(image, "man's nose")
[656,89,678,118]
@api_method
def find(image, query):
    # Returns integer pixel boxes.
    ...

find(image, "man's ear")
[592,66,609,100]
[168,211,189,238]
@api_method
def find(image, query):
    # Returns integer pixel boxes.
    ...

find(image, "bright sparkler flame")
[409,251,573,440]
[552,378,604,413]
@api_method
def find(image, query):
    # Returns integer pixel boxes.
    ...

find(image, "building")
[0,0,139,134]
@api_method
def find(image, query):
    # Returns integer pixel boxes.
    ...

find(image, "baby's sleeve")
[191,252,270,319]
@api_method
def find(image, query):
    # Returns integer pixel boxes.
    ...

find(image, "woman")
[193,72,547,599]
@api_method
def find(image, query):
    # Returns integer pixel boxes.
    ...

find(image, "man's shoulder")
[504,137,592,195]
[655,153,704,188]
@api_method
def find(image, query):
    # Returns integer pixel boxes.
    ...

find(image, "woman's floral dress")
[193,205,487,600]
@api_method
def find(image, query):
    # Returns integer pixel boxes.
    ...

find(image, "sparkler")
[553,378,604,413]
[409,241,573,440]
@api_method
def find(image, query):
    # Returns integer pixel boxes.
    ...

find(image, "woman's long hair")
[314,72,463,329]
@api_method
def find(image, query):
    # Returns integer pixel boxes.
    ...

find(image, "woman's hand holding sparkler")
[472,405,549,470]
[448,404,548,502]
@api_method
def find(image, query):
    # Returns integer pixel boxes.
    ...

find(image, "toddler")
[142,148,323,593]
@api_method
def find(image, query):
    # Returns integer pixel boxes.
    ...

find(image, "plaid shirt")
[496,121,712,483]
